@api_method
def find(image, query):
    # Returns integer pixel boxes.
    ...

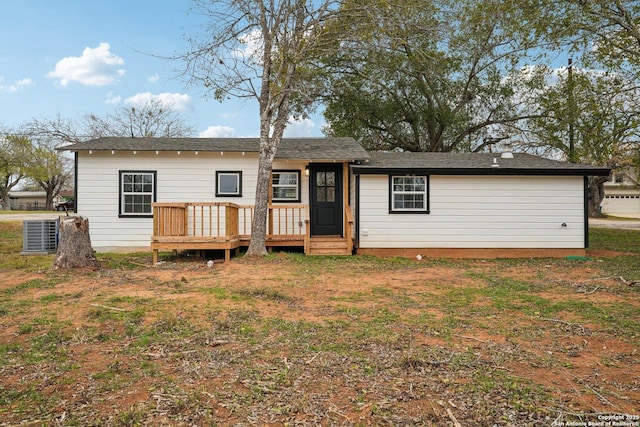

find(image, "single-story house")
[601,170,640,215]
[2,191,61,211]
[60,137,610,261]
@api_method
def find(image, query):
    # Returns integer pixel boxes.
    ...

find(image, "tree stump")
[54,216,100,269]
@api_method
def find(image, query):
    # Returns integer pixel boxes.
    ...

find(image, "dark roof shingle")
[353,151,610,176]
[60,137,370,161]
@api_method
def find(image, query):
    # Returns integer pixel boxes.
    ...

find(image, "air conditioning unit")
[22,220,59,254]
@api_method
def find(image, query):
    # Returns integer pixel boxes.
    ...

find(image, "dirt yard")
[0,250,639,426]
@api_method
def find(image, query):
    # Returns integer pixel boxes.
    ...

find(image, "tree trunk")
[246,138,277,256]
[45,187,56,211]
[587,176,609,218]
[0,187,10,210]
[54,216,100,269]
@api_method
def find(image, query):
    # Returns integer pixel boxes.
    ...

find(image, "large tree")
[524,66,640,216]
[180,0,342,255]
[320,0,546,153]
[504,0,640,216]
[0,134,31,210]
[533,0,640,73]
[23,101,195,143]
[19,119,75,210]
[83,99,195,138]
[25,140,73,211]
[19,101,195,210]
[21,115,84,146]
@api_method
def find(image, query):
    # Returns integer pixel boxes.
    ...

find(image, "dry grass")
[0,221,639,426]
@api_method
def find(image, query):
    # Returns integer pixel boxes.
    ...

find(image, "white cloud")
[14,78,34,90]
[233,29,263,63]
[147,73,160,83]
[199,125,236,138]
[105,91,121,104]
[124,92,191,111]
[283,116,315,137]
[0,77,34,93]
[47,42,125,87]
[220,112,239,120]
[198,126,236,138]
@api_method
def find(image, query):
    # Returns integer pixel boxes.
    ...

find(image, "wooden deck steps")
[308,236,351,256]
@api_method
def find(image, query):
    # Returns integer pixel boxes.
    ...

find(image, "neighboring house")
[2,191,61,211]
[60,137,609,261]
[601,170,640,215]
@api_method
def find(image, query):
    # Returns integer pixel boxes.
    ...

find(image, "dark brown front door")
[310,163,343,236]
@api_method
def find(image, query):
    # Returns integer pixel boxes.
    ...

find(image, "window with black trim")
[216,171,242,197]
[272,170,301,202]
[390,175,429,213]
[120,171,156,217]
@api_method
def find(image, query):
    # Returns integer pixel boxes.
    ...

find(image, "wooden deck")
[151,202,353,262]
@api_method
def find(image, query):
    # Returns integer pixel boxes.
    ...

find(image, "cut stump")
[54,215,100,269]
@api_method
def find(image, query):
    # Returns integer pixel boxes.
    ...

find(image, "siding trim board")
[355,174,361,250]
[74,152,78,212]
[584,176,588,248]
[358,248,587,259]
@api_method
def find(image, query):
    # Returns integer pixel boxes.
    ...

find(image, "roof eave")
[352,166,611,177]
[64,149,367,162]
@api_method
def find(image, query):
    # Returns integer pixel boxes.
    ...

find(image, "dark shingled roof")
[60,137,370,161]
[61,138,610,176]
[352,151,610,176]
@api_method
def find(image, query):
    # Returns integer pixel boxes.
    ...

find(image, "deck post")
[152,206,158,237]
[225,205,239,237]
[304,215,310,255]
[345,206,354,254]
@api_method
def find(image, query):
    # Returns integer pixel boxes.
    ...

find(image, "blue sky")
[0,1,324,138]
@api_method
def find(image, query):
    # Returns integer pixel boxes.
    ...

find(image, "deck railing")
[152,202,352,261]
[267,204,307,238]
[152,202,309,242]
[153,202,240,239]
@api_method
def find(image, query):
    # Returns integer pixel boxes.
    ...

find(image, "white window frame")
[389,175,429,213]
[119,171,156,217]
[216,171,242,197]
[272,170,301,202]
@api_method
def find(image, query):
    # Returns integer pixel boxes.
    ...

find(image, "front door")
[310,163,343,236]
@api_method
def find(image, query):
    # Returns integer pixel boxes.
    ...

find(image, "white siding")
[601,193,640,214]
[76,151,310,250]
[358,175,586,249]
